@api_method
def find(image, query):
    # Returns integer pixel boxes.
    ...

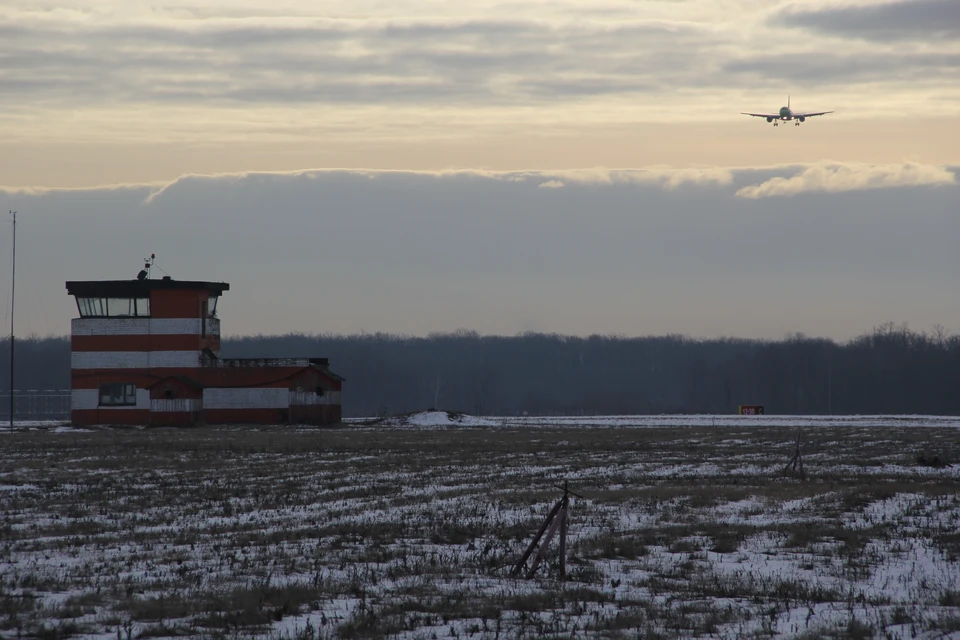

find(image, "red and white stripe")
[71,314,216,419]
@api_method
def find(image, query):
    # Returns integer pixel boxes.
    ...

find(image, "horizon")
[2,320,955,344]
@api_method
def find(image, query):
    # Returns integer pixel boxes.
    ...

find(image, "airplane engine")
[766,116,773,123]
[798,116,805,122]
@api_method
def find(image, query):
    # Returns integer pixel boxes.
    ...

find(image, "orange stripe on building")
[72,334,219,352]
[150,290,211,319]
[70,366,312,389]
[72,409,152,426]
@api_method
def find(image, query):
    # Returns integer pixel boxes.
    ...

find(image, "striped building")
[67,278,343,426]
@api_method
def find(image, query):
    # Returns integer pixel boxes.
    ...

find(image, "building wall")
[149,398,202,426]
[204,387,289,409]
[286,368,343,425]
[201,383,342,425]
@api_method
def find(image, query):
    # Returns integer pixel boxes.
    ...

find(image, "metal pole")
[8,210,15,431]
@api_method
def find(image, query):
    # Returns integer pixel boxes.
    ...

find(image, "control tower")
[66,275,342,426]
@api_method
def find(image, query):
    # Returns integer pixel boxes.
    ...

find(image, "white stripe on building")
[150,398,202,413]
[72,318,221,337]
[203,388,289,409]
[289,390,342,406]
[71,351,202,369]
[72,389,150,411]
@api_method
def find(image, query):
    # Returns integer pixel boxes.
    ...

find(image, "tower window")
[99,383,138,406]
[76,298,151,317]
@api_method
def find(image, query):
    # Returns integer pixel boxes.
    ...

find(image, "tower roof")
[66,279,230,298]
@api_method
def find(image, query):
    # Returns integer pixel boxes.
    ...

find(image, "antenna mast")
[138,253,156,281]
[8,210,15,431]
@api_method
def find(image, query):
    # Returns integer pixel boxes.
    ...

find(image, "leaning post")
[513,481,583,580]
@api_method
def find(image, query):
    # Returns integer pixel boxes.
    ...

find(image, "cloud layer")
[735,162,956,198]
[1,161,957,341]
[118,162,951,204]
[6,161,953,201]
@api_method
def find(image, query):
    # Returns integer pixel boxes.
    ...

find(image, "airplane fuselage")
[768,106,807,125]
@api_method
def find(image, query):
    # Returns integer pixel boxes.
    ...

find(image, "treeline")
[2,323,959,416]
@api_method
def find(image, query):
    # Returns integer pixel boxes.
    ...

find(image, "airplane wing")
[794,111,833,118]
[741,112,777,118]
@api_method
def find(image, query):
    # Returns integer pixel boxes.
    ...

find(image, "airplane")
[742,97,833,126]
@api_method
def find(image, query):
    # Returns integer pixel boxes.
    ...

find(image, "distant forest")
[2,323,959,417]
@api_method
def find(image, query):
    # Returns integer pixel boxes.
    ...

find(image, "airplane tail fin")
[788,95,791,109]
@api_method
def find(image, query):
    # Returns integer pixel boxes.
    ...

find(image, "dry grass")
[1,422,959,638]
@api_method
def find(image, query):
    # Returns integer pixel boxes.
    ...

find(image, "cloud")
[736,161,956,198]
[0,11,714,108]
[656,167,735,190]
[4,0,958,146]
[725,52,960,85]
[776,0,960,41]
[0,182,159,197]
[136,166,735,205]
[515,167,734,189]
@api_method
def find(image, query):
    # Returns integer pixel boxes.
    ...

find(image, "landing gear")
[795,121,801,126]
[773,122,779,127]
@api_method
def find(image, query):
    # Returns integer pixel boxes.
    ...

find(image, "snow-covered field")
[350,412,960,430]
[2,416,959,639]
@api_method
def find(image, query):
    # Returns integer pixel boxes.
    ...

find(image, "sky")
[0,0,958,340]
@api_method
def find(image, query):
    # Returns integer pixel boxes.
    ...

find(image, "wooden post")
[514,480,582,580]
[559,495,568,580]
[797,434,804,476]
[784,432,805,479]
[511,498,563,577]
[525,505,565,578]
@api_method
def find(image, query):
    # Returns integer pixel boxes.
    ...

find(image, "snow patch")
[381,410,499,428]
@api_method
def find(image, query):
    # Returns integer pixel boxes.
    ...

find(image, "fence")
[0,390,72,422]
